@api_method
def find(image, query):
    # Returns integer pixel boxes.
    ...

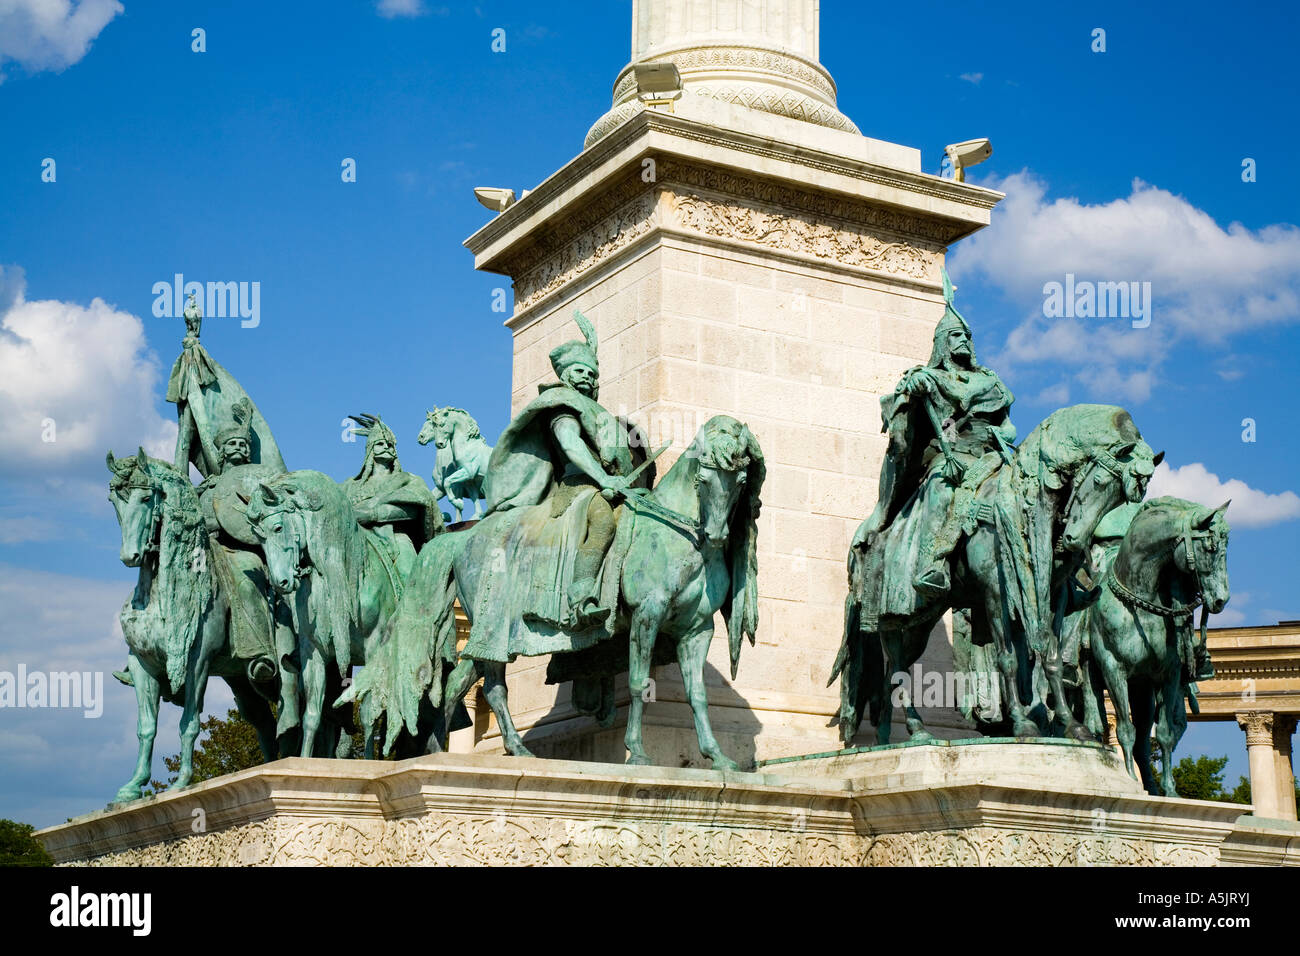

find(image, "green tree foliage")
[148,708,264,792]
[0,818,54,867]
[1171,754,1230,801]
[1147,742,1298,809]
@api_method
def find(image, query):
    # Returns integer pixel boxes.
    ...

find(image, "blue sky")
[2,0,1297,825]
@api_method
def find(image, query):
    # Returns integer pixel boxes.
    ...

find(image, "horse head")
[107,447,159,567]
[1181,501,1231,613]
[1053,408,1161,554]
[417,408,439,447]
[247,479,312,594]
[694,416,765,549]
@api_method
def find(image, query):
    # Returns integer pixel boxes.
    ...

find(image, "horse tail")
[830,548,884,744]
[339,530,469,755]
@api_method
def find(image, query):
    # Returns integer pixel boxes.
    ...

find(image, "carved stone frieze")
[511,189,660,312]
[506,160,946,317]
[73,812,1229,867]
[668,188,937,282]
[611,45,839,104]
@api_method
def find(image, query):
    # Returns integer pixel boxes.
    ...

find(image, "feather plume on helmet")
[549,310,600,380]
[214,397,253,447]
[928,268,976,368]
[348,413,401,481]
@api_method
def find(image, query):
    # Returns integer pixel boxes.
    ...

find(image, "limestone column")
[1273,714,1297,821]
[1104,711,1121,756]
[465,0,1001,764]
[1237,712,1281,818]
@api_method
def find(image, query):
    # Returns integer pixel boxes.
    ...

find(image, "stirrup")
[247,656,278,683]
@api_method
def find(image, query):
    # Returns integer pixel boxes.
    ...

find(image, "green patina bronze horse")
[1070,497,1230,795]
[342,415,764,770]
[106,449,288,802]
[246,470,412,758]
[834,404,1161,745]
[418,406,492,522]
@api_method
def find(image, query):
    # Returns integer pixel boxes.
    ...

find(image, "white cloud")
[0,515,57,543]
[376,0,426,18]
[0,0,123,80]
[0,266,176,487]
[951,171,1300,402]
[959,72,983,85]
[1147,461,1300,529]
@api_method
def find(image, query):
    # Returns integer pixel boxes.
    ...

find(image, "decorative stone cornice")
[39,751,1296,867]
[502,158,948,319]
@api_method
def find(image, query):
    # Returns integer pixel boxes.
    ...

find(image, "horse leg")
[173,612,224,789]
[1092,638,1138,781]
[113,652,160,803]
[900,622,935,741]
[1042,610,1094,741]
[299,638,327,758]
[677,624,737,770]
[624,599,664,766]
[1131,683,1159,795]
[480,661,533,757]
[439,657,483,750]
[1081,646,1106,740]
[227,674,277,763]
[1155,666,1186,797]
[981,587,1039,737]
[875,630,902,746]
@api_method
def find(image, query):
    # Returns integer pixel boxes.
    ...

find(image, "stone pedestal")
[462,1,1002,765]
[37,750,1300,867]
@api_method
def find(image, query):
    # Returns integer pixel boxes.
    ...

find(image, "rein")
[1106,510,1219,667]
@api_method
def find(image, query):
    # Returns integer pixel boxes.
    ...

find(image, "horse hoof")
[1012,720,1041,738]
[112,786,144,804]
[907,729,935,743]
[710,754,739,772]
[626,753,652,767]
[1064,721,1096,743]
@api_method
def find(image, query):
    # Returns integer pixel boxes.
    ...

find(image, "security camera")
[943,138,993,182]
[474,187,517,212]
[634,61,683,108]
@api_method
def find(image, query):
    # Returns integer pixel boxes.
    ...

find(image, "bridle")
[254,506,310,582]
[1058,447,1126,549]
[118,478,164,558]
[1107,510,1223,659]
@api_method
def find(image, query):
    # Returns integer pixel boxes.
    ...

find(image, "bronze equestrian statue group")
[103,274,1225,803]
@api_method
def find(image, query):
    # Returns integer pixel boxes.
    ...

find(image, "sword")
[601,442,700,538]
[601,441,671,500]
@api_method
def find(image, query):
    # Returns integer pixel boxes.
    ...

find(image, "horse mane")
[435,406,483,441]
[1014,404,1141,493]
[250,470,365,674]
[111,455,210,692]
[696,415,765,678]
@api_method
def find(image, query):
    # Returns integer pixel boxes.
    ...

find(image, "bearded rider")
[342,414,442,581]
[196,402,291,684]
[481,311,646,632]
[851,270,1016,623]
